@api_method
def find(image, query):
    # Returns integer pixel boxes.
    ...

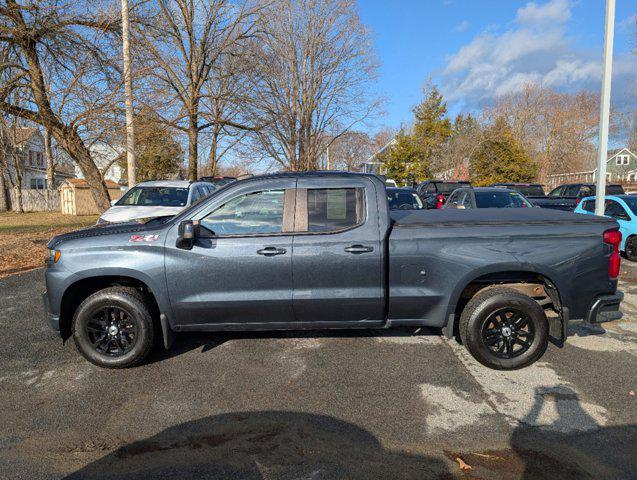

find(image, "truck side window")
[201,190,285,236]
[549,186,563,196]
[564,185,580,196]
[306,188,364,232]
[461,191,473,209]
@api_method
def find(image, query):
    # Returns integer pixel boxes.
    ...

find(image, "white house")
[0,126,74,189]
[72,141,124,184]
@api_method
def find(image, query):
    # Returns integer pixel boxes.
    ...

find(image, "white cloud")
[452,20,470,33]
[515,0,571,25]
[440,0,637,110]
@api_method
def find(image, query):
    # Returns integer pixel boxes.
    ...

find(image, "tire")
[624,236,637,262]
[72,287,155,368]
[459,287,549,370]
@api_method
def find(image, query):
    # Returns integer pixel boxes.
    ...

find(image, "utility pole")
[121,0,136,187]
[594,0,615,215]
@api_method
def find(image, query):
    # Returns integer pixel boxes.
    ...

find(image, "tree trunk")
[44,128,54,190]
[13,168,23,213]
[0,170,8,212]
[208,124,219,176]
[188,113,199,181]
[55,125,111,211]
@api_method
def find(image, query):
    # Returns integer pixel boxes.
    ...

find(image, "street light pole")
[121,0,136,187]
[594,0,615,216]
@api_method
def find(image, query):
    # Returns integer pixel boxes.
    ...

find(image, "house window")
[30,178,46,189]
[27,151,44,167]
[616,154,630,165]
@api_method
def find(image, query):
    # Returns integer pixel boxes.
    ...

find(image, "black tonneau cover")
[390,207,617,227]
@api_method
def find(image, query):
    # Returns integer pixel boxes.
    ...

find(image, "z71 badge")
[129,234,160,243]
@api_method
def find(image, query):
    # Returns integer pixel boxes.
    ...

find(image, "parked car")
[97,180,216,224]
[386,187,423,210]
[198,176,237,188]
[45,172,622,370]
[575,195,637,261]
[531,183,625,211]
[444,187,534,209]
[490,183,546,198]
[416,180,471,209]
[385,179,399,188]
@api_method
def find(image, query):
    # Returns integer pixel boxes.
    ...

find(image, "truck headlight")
[46,249,61,264]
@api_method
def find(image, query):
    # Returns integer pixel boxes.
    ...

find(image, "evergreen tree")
[470,118,538,186]
[383,85,452,183]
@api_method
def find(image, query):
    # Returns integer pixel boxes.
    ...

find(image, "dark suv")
[416,180,471,209]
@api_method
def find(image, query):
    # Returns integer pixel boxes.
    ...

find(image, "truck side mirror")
[176,220,195,250]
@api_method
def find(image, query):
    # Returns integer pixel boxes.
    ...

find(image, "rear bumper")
[584,291,623,324]
[42,292,60,332]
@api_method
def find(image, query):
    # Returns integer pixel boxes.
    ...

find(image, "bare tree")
[487,84,601,181]
[134,0,260,180]
[245,0,379,171]
[0,0,125,211]
[328,131,373,171]
[0,113,26,212]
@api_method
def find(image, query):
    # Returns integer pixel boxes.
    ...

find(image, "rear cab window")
[305,188,365,232]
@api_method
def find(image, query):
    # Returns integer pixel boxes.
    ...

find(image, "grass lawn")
[0,211,98,278]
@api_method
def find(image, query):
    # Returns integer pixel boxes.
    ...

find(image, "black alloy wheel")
[72,286,155,368]
[85,306,139,357]
[625,236,637,262]
[480,308,535,359]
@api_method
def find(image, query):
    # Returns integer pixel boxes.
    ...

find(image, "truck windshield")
[117,186,190,207]
[475,191,533,208]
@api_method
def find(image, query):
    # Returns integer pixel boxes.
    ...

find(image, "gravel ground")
[0,265,636,479]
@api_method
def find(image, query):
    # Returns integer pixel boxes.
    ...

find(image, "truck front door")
[291,177,384,324]
[165,178,296,327]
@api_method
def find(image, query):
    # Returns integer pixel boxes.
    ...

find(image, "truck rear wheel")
[459,287,548,370]
[72,287,155,368]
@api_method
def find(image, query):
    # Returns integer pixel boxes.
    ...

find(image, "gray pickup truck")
[44,172,623,370]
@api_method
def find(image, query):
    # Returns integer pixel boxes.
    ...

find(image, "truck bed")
[390,207,616,227]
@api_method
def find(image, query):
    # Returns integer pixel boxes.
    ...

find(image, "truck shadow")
[146,327,443,365]
[61,410,452,480]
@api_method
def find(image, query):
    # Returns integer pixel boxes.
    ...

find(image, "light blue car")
[574,194,637,261]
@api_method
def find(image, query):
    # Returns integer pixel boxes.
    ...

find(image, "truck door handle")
[257,246,287,256]
[344,244,374,254]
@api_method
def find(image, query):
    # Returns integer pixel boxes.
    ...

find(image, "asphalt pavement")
[1,265,636,479]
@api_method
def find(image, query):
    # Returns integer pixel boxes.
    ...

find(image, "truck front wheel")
[72,287,155,368]
[459,287,548,370]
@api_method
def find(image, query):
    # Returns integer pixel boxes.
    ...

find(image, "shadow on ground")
[450,386,637,480]
[62,410,452,480]
[62,388,637,480]
[145,326,442,365]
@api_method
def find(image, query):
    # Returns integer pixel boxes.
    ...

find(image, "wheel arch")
[59,275,165,343]
[443,267,565,340]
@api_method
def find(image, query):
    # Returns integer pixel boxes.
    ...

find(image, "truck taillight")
[603,229,622,279]
[436,194,445,209]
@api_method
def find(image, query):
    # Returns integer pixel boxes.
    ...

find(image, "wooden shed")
[60,179,124,215]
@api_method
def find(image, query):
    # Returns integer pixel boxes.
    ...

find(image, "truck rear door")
[291,177,384,324]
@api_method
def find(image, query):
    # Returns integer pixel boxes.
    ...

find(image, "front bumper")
[584,291,623,324]
[42,292,60,332]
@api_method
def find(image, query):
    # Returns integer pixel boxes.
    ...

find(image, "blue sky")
[358,0,637,129]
